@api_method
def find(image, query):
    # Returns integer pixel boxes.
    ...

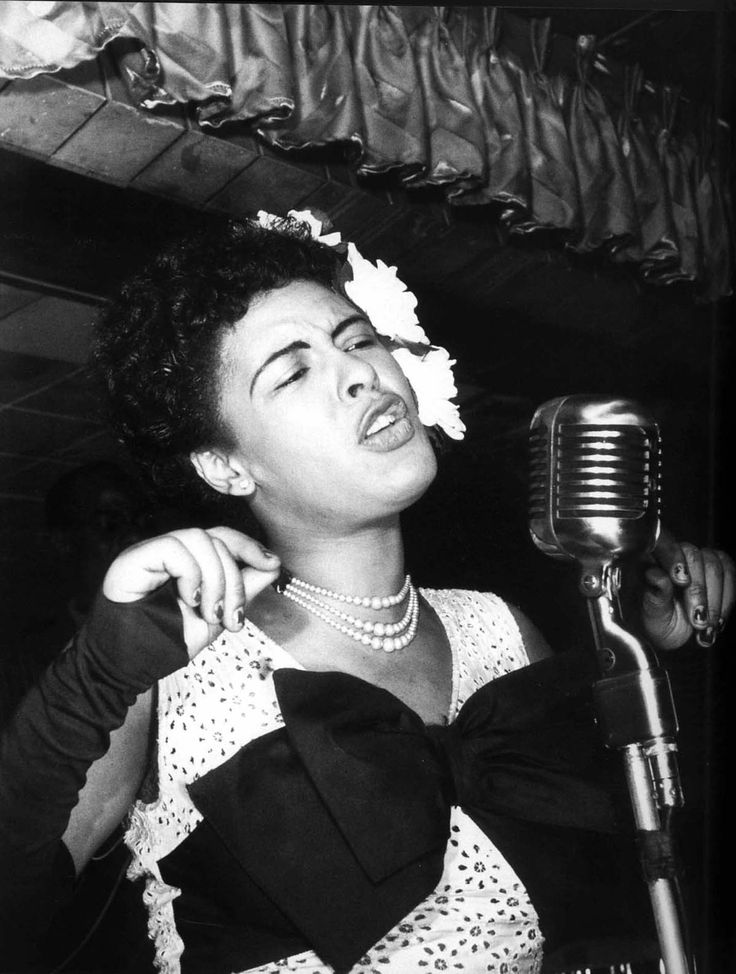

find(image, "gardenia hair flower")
[258,209,342,248]
[391,347,466,441]
[342,244,429,346]
[255,208,466,441]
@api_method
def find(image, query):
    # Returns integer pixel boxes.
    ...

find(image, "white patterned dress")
[124,589,544,974]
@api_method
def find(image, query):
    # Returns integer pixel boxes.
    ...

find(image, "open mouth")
[365,411,398,438]
[359,395,414,451]
[360,396,407,441]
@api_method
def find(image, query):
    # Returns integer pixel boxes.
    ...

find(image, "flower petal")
[344,245,429,345]
[392,347,465,440]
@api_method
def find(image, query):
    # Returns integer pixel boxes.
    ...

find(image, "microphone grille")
[529,395,662,564]
[529,423,661,520]
[558,423,657,518]
[529,425,549,521]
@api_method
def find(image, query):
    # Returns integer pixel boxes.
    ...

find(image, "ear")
[190,450,256,497]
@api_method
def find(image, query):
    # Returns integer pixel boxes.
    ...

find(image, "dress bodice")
[124,589,543,974]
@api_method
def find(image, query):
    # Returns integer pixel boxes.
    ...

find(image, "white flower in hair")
[343,243,429,346]
[255,210,283,231]
[392,347,466,441]
[256,208,343,247]
[287,210,343,247]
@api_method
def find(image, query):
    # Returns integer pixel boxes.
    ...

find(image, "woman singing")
[1,211,732,974]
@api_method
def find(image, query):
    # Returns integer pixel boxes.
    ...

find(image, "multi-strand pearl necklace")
[277,571,419,653]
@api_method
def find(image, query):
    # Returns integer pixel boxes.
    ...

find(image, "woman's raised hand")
[639,528,735,651]
[102,527,281,659]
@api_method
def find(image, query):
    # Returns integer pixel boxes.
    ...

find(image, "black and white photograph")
[0,5,734,974]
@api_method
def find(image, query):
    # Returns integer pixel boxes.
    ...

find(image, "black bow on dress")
[187,653,653,973]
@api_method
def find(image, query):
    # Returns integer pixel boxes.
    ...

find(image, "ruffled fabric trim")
[125,801,185,974]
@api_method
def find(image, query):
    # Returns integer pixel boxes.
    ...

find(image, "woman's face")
[214,280,438,534]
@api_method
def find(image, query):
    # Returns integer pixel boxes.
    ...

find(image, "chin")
[388,438,438,512]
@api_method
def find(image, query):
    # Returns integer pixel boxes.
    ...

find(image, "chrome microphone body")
[528,395,692,974]
[528,394,681,794]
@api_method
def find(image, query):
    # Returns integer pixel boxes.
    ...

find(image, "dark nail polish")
[696,627,717,648]
[717,617,726,633]
[234,606,245,627]
[214,601,224,621]
[192,588,201,606]
[673,563,689,583]
[271,568,293,593]
[693,606,707,626]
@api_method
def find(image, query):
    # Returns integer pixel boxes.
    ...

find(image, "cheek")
[377,349,417,403]
[242,400,329,483]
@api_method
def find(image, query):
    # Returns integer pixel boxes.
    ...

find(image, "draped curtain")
[1,2,732,299]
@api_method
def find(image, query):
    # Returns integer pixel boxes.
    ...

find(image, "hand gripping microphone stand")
[529,395,694,974]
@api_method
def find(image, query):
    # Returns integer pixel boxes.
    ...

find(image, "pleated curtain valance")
[0,2,732,299]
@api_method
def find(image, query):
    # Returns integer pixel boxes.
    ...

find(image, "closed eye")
[276,366,309,390]
[344,336,377,352]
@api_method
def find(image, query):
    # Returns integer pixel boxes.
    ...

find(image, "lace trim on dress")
[125,802,185,974]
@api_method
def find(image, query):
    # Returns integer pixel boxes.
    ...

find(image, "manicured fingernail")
[192,588,201,606]
[673,563,689,584]
[214,601,224,621]
[692,606,707,626]
[696,626,717,648]
[717,616,726,633]
[234,606,245,627]
[271,568,292,593]
[260,547,278,560]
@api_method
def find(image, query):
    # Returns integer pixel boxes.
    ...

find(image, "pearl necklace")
[276,570,419,653]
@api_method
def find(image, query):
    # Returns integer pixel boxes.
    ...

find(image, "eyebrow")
[249,313,370,395]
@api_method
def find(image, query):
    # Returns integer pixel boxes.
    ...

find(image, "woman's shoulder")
[504,602,553,663]
[421,587,553,664]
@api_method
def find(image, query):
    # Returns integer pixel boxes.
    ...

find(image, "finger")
[171,528,226,625]
[681,542,708,630]
[206,526,281,573]
[640,565,689,650]
[177,598,223,660]
[242,563,282,605]
[716,550,735,632]
[641,564,675,616]
[692,549,725,647]
[167,542,204,610]
[211,536,247,631]
[207,526,281,614]
[702,549,724,627]
[103,534,203,606]
[652,528,690,587]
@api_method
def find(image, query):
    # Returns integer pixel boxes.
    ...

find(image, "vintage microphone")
[528,394,694,974]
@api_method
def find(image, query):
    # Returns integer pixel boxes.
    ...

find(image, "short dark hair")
[91,218,341,497]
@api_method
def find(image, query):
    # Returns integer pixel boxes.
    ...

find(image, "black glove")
[0,582,187,968]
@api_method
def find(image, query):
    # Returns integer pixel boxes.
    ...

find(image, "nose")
[338,352,380,401]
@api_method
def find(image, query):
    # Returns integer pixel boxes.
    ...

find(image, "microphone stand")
[579,561,694,974]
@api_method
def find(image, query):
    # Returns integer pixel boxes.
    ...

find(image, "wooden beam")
[206,153,326,218]
[132,129,259,206]
[0,74,104,157]
[52,99,185,185]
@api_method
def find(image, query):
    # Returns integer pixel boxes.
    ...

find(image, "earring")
[236,478,256,497]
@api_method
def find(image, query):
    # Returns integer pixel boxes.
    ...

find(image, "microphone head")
[529,395,661,569]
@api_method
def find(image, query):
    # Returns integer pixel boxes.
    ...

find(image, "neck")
[263,516,407,597]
